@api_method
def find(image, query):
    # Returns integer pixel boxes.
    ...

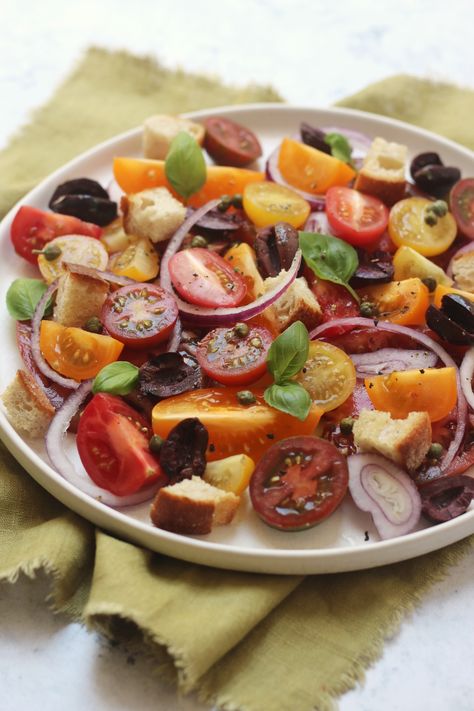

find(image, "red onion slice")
[45,381,160,507]
[351,348,438,378]
[31,281,81,390]
[446,242,474,280]
[265,145,326,211]
[303,211,333,234]
[311,317,466,471]
[347,453,421,539]
[460,348,474,411]
[167,317,182,353]
[64,261,135,286]
[321,126,371,168]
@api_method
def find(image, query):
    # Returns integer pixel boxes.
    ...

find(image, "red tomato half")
[101,283,178,349]
[204,116,262,167]
[450,178,474,240]
[10,206,102,264]
[168,248,247,307]
[309,276,360,322]
[76,393,168,496]
[196,325,273,385]
[249,436,348,530]
[326,187,389,246]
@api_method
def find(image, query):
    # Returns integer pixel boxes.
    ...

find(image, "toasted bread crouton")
[2,369,55,438]
[53,271,109,327]
[450,251,474,292]
[263,275,322,332]
[150,476,240,535]
[355,137,407,205]
[143,114,205,160]
[122,187,186,244]
[353,409,431,471]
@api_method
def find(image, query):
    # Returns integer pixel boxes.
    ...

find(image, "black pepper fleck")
[364,531,370,542]
[209,443,215,453]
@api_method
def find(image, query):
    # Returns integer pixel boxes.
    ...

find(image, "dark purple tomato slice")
[249,436,348,530]
[450,178,474,240]
[204,117,262,167]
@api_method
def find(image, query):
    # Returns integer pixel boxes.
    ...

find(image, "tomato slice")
[309,275,360,322]
[196,325,273,385]
[294,340,356,412]
[243,181,310,229]
[151,388,323,462]
[278,138,356,195]
[40,321,124,380]
[204,117,262,167]
[249,435,348,530]
[326,187,389,246]
[77,393,167,496]
[357,278,429,326]
[37,235,109,284]
[168,247,247,308]
[450,178,474,240]
[388,197,457,256]
[109,237,159,282]
[365,366,458,422]
[101,283,178,348]
[10,206,102,265]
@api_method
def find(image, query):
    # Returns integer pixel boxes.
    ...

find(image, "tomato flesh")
[326,187,389,246]
[309,275,360,322]
[204,116,262,167]
[450,178,474,240]
[388,197,457,256]
[77,393,167,496]
[101,283,178,349]
[10,206,102,265]
[168,248,247,308]
[196,325,273,385]
[294,340,356,412]
[249,436,348,530]
[243,181,310,229]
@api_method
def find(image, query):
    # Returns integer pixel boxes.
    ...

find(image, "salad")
[3,110,474,543]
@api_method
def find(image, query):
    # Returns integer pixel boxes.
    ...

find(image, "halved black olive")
[255,222,299,278]
[409,152,443,180]
[49,178,110,204]
[350,251,394,287]
[300,122,331,154]
[421,475,474,523]
[139,352,203,400]
[425,304,474,345]
[413,165,461,198]
[159,417,208,482]
[50,194,117,226]
[441,293,474,333]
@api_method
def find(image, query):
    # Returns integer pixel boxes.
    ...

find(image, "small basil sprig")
[165,131,206,201]
[299,231,359,301]
[324,132,353,165]
[92,361,139,396]
[6,278,51,320]
[264,321,312,421]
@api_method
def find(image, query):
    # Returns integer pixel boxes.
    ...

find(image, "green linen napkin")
[1,47,474,711]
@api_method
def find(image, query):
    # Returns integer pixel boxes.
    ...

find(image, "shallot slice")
[351,348,438,378]
[459,347,474,411]
[348,453,421,539]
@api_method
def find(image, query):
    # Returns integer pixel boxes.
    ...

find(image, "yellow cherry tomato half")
[109,237,159,282]
[365,366,457,422]
[37,235,109,284]
[40,321,124,380]
[388,197,457,257]
[293,340,356,412]
[357,278,429,326]
[243,181,310,228]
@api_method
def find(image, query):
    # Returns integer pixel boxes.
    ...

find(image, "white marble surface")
[1,0,474,709]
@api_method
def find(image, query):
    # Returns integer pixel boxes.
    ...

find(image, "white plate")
[1,103,473,575]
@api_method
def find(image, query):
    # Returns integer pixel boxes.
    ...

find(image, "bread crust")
[2,369,55,438]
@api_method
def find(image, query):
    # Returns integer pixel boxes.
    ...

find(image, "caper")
[428,442,443,460]
[424,212,438,226]
[83,316,103,333]
[340,417,355,435]
[429,200,449,217]
[149,434,164,454]
[421,277,437,293]
[237,390,256,405]
[191,234,208,248]
[32,244,62,261]
[359,301,377,318]
[232,193,243,208]
[233,322,249,337]
[218,194,232,212]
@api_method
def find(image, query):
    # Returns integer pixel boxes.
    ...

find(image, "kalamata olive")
[425,304,474,345]
[413,165,461,198]
[49,178,110,205]
[300,122,331,154]
[409,152,443,180]
[441,294,474,333]
[50,194,118,226]
[159,417,208,482]
[420,475,474,523]
[350,251,394,287]
[255,221,299,277]
[139,352,203,400]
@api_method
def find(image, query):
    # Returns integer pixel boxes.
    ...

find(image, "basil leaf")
[165,131,206,201]
[266,321,309,383]
[299,231,359,301]
[6,278,49,320]
[324,132,353,165]
[264,382,312,421]
[92,361,139,396]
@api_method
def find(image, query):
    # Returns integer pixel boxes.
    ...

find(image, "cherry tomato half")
[294,340,356,412]
[168,247,247,308]
[309,275,360,322]
[101,283,178,349]
[203,116,262,167]
[77,393,167,496]
[326,187,389,246]
[10,206,102,265]
[249,435,348,530]
[388,197,457,257]
[37,235,109,284]
[450,178,474,240]
[196,325,273,385]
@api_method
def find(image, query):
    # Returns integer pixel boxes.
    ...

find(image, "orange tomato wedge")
[40,321,124,380]
[277,137,356,195]
[357,278,430,326]
[433,283,474,308]
[364,367,457,422]
[151,388,323,462]
[113,157,264,207]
